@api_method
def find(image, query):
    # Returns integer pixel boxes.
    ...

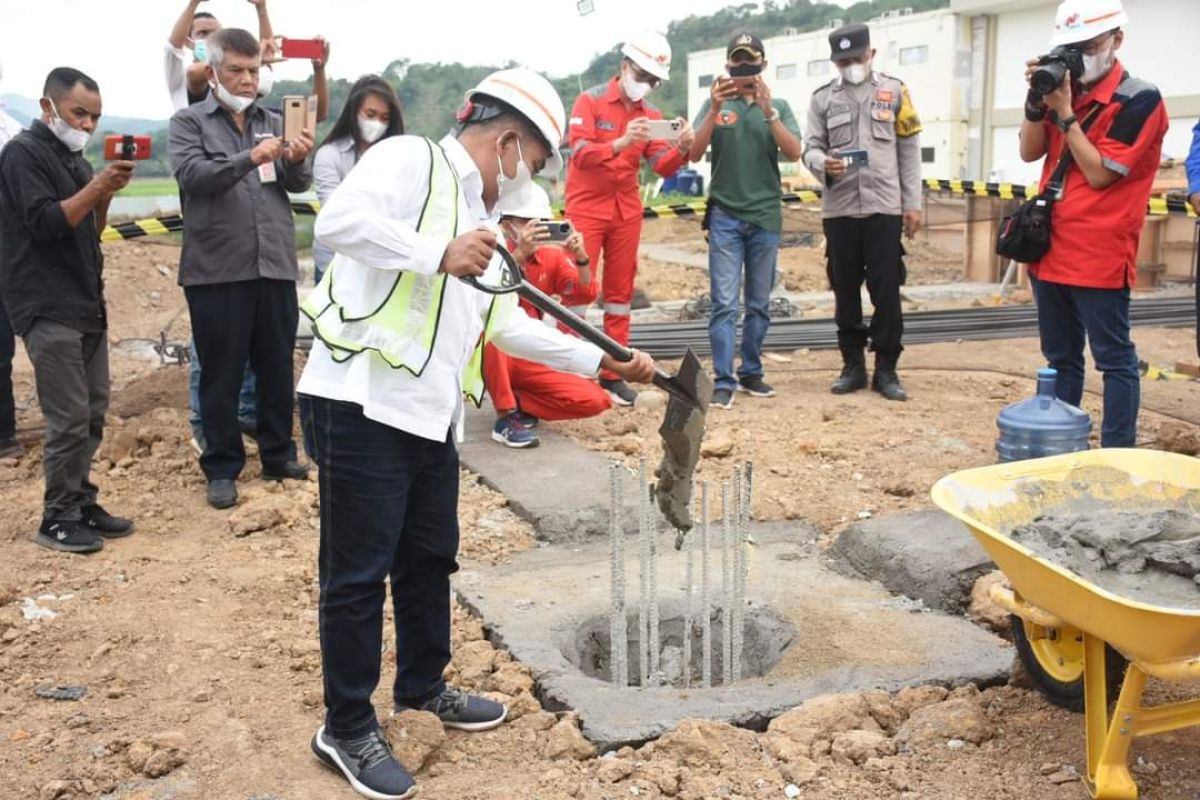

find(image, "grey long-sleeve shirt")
[169,93,312,286]
[803,72,923,219]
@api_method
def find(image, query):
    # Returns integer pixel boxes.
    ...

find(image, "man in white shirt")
[0,62,24,458]
[298,68,654,800]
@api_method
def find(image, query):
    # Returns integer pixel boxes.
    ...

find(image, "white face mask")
[496,136,533,202]
[46,99,91,152]
[358,116,387,144]
[256,67,274,98]
[839,62,869,85]
[1080,43,1115,85]
[621,68,651,103]
[211,78,254,114]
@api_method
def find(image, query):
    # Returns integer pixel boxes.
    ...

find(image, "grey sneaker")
[406,686,507,732]
[36,519,103,555]
[737,376,776,398]
[311,726,417,800]
[710,388,735,409]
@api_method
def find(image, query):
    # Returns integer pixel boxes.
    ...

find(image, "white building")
[951,0,1199,185]
[685,8,973,183]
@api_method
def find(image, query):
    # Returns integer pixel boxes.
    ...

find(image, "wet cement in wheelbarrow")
[1010,509,1200,610]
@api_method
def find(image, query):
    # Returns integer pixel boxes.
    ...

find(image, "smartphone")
[840,148,870,168]
[282,95,307,143]
[103,134,152,161]
[280,37,324,60]
[536,219,574,243]
[645,119,683,142]
[305,95,318,136]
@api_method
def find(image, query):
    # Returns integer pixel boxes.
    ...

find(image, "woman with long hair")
[312,75,405,283]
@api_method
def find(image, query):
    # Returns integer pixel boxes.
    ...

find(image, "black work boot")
[872,353,908,402]
[831,347,868,395]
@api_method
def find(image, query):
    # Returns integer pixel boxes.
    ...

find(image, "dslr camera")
[1030,46,1085,96]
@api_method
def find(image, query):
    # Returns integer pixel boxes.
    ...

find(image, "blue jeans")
[1031,276,1140,448]
[188,336,257,434]
[706,205,780,391]
[300,395,458,739]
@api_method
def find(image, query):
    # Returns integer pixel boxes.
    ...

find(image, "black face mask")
[728,63,763,78]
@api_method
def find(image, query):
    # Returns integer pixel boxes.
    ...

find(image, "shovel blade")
[653,348,712,537]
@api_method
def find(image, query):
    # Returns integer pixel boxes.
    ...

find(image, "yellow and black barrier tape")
[99,179,1198,241]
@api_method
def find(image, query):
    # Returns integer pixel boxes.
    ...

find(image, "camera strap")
[1045,104,1102,199]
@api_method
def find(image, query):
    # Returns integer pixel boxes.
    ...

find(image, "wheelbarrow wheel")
[1011,615,1127,712]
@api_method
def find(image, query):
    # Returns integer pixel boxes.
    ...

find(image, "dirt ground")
[3,239,1200,800]
[635,215,966,303]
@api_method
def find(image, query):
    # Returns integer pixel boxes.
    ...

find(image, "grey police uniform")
[802,51,923,396]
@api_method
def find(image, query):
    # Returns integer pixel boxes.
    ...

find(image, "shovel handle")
[463,244,677,387]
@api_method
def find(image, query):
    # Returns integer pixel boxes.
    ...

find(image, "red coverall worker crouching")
[565,30,695,404]
[485,184,611,449]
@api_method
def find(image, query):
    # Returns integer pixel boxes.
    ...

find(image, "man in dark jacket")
[0,67,137,554]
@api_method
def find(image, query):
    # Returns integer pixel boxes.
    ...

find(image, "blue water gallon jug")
[996,368,1092,462]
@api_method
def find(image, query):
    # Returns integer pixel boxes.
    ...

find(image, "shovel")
[465,245,712,536]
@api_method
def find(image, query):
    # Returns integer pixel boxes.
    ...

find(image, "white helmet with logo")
[497,182,553,220]
[621,30,672,81]
[1049,0,1129,47]
[464,67,566,177]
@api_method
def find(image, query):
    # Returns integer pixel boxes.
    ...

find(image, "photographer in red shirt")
[1019,0,1167,447]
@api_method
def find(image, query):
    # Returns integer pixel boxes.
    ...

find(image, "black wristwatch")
[1055,113,1078,133]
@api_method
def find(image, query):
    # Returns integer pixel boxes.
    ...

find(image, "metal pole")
[609,462,626,686]
[730,467,742,685]
[721,479,733,687]
[637,459,650,688]
[682,480,695,689]
[649,482,660,683]
[700,480,712,689]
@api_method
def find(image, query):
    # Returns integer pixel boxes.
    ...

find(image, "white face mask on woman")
[357,117,387,144]
[46,98,91,152]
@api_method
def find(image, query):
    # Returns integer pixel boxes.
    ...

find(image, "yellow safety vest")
[301,137,514,406]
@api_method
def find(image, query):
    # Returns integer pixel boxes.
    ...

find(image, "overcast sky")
[0,0,814,119]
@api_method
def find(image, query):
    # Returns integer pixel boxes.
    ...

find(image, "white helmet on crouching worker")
[1049,0,1129,47]
[459,67,566,177]
[621,30,672,82]
[497,182,553,221]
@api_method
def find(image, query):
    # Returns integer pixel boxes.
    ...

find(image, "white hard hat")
[1049,0,1129,47]
[621,30,672,81]
[497,182,553,220]
[464,67,566,177]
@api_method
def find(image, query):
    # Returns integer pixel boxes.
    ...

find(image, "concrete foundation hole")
[568,604,797,687]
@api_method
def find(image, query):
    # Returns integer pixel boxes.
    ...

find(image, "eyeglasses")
[627,62,661,88]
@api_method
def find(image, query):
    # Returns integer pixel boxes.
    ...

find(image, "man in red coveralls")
[566,30,695,407]
[484,184,611,448]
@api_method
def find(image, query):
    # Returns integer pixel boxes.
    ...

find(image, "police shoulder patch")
[895,85,922,138]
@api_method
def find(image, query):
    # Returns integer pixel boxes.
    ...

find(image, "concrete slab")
[458,407,665,544]
[826,510,994,613]
[456,521,1011,751]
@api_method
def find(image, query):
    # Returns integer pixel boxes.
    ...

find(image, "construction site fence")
[99,179,1198,242]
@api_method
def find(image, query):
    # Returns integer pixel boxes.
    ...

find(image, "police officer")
[804,23,923,401]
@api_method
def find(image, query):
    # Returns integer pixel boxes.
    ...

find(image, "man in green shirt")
[690,32,802,409]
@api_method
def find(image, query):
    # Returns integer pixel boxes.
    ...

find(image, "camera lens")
[557,223,570,234]
[1031,60,1066,96]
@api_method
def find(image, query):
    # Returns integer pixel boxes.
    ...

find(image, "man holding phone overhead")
[566,30,695,407]
[804,22,923,402]
[688,32,802,409]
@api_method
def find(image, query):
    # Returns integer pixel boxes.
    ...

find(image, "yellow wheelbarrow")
[931,449,1200,800]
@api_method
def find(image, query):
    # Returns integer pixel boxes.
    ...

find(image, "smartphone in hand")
[103,135,152,161]
[645,119,683,142]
